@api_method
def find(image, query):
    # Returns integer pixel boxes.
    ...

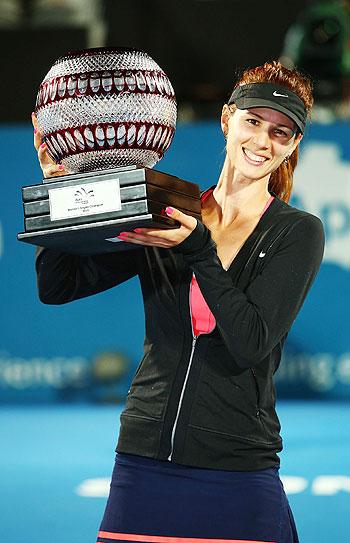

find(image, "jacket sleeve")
[35,245,143,305]
[173,215,325,368]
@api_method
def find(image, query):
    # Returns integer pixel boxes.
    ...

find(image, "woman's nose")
[252,129,270,149]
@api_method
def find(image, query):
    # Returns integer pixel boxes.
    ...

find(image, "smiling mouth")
[242,148,269,165]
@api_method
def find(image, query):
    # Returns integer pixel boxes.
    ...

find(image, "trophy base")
[17,165,201,255]
[18,213,182,254]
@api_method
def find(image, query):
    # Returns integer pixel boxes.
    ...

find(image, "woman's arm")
[173,214,324,368]
[31,114,144,305]
[36,246,143,304]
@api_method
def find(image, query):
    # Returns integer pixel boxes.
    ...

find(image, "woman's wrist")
[172,220,216,261]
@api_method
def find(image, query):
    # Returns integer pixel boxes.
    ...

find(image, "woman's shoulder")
[270,197,325,249]
[273,196,323,228]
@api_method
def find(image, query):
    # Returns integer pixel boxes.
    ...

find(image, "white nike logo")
[259,252,266,258]
[273,91,288,98]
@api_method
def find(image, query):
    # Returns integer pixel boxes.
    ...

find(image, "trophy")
[17,47,201,254]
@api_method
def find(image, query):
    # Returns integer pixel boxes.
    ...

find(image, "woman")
[33,61,324,543]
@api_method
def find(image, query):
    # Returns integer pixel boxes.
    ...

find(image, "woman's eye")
[247,118,259,125]
[274,129,288,138]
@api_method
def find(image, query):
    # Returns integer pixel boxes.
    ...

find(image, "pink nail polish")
[118,232,127,237]
[165,206,174,215]
[40,142,46,149]
[58,165,65,171]
[134,228,142,233]
[34,128,38,134]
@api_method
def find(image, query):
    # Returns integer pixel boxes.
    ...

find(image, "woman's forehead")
[242,107,296,129]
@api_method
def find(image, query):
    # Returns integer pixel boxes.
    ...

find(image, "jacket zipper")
[168,282,198,461]
[251,368,260,417]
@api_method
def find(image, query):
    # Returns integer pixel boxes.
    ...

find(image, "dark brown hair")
[233,61,313,202]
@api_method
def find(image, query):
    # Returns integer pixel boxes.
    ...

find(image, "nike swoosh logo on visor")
[273,91,289,98]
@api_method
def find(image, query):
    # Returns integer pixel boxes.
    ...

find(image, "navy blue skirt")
[97,453,299,543]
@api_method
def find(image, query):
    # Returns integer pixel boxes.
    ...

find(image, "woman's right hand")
[32,113,67,178]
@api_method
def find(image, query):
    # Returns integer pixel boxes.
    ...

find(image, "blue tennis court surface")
[1,401,349,543]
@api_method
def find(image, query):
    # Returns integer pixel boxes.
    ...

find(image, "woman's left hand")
[116,206,197,248]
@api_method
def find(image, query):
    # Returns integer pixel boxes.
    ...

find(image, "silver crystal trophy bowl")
[18,47,201,255]
[35,47,177,172]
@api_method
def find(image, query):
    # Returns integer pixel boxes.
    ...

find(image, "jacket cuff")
[172,220,216,261]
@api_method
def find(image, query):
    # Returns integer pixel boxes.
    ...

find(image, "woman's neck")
[210,160,271,227]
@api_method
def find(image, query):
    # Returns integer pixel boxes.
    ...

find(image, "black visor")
[228,83,307,134]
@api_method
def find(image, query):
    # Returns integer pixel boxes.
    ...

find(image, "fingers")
[32,112,42,151]
[32,113,67,178]
[33,112,52,166]
[114,207,197,248]
[38,142,53,166]
[43,162,66,178]
[165,207,197,230]
[117,231,174,247]
[32,113,42,152]
[38,142,67,178]
[33,128,42,152]
[31,112,38,131]
[32,113,55,168]
[131,226,179,238]
[131,207,197,235]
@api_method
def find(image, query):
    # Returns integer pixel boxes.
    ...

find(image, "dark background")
[2,0,309,121]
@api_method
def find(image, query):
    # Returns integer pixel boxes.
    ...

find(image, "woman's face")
[222,106,302,181]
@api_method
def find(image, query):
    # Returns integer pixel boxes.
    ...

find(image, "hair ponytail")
[268,146,299,202]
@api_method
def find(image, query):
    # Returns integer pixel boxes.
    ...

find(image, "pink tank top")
[190,190,274,337]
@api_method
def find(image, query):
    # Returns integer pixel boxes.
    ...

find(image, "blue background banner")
[1,121,350,401]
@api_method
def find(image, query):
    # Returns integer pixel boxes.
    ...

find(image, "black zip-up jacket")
[36,196,324,471]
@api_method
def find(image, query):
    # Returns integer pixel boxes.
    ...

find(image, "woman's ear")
[290,132,303,154]
[221,104,231,138]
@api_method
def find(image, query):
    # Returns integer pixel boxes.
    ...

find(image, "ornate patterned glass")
[35,47,177,173]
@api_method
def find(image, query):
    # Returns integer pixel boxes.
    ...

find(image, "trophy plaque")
[17,47,201,255]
